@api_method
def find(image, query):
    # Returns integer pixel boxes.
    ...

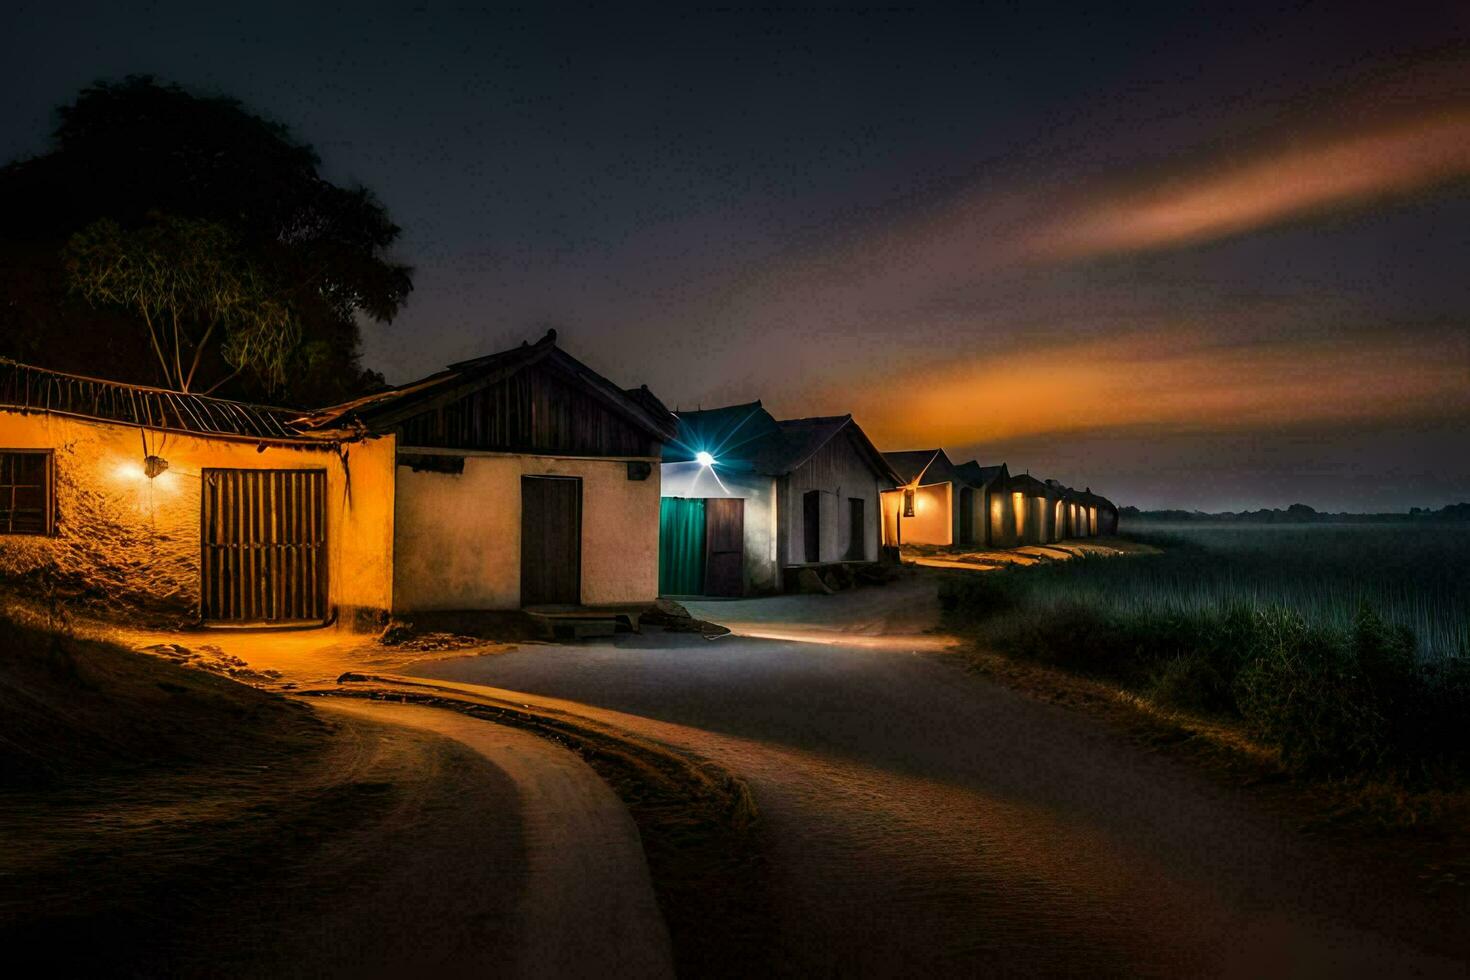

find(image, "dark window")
[0,451,52,536]
[846,497,866,560]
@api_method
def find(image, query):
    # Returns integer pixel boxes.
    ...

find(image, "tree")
[64,216,300,393]
[0,76,412,404]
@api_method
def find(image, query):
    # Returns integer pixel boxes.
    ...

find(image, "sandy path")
[403,579,1469,977]
[313,699,674,979]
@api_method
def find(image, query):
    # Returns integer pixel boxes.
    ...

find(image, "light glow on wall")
[1012,491,1025,537]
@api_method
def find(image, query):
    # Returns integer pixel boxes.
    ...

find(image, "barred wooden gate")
[201,469,328,623]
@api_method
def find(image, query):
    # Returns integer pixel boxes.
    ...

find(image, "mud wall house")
[954,460,1013,548]
[298,331,676,613]
[880,449,985,548]
[659,403,897,596]
[0,360,395,626]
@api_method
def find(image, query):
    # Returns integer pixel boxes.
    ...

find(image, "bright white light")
[695,451,715,467]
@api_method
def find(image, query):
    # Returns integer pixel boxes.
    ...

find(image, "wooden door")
[521,476,582,606]
[703,498,744,596]
[803,490,821,563]
[846,497,865,559]
[201,469,327,623]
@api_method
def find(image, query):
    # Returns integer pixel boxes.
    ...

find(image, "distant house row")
[877,448,1116,552]
[0,331,1115,624]
[660,413,1117,597]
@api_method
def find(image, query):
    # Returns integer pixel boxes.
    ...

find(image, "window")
[0,451,53,535]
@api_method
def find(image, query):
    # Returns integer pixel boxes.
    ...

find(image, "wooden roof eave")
[342,346,676,444]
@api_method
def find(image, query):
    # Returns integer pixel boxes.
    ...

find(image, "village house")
[953,460,1014,547]
[1044,481,1114,539]
[0,331,676,626]
[1069,486,1119,536]
[658,401,897,596]
[298,330,676,616]
[880,449,985,548]
[1007,472,1063,545]
[0,359,396,625]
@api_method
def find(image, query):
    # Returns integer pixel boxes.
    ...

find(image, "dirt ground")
[0,610,671,979]
[396,575,1469,978]
[1,694,529,977]
[314,699,673,979]
[39,562,1468,977]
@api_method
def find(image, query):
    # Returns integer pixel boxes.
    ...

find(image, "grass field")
[1036,523,1469,661]
[940,523,1470,779]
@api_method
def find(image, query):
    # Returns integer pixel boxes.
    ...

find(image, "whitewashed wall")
[781,429,885,566]
[394,451,660,611]
[660,461,780,593]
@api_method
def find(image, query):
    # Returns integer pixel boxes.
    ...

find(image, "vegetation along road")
[406,573,1469,978]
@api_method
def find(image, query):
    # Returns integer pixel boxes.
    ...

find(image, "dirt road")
[313,700,673,979]
[406,575,1469,977]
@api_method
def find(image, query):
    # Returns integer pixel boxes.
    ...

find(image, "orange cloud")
[1027,109,1470,260]
[844,329,1470,450]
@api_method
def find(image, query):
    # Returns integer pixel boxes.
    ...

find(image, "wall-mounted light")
[143,455,169,479]
[695,450,716,467]
[902,488,916,518]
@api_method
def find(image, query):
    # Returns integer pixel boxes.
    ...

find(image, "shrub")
[943,564,1470,781]
[1232,609,1384,775]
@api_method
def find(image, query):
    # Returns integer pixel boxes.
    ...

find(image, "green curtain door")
[659,497,706,596]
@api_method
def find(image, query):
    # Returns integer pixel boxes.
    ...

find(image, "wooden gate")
[704,498,744,596]
[201,469,327,623]
[521,475,582,606]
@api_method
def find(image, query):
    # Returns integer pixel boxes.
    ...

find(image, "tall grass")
[939,523,1470,780]
[1042,524,1470,661]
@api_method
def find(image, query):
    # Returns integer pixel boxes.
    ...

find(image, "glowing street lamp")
[695,450,716,467]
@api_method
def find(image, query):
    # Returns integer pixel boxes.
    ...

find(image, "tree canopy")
[0,76,412,404]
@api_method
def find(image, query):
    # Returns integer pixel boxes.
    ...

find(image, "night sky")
[4,3,1468,511]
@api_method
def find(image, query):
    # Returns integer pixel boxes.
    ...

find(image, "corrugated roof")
[0,359,326,442]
